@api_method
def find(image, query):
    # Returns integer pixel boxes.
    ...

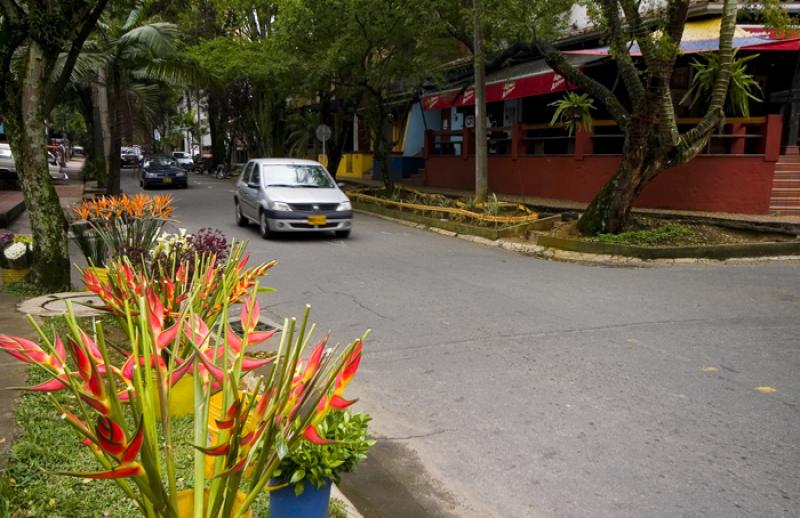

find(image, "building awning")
[421,55,602,111]
[563,19,800,56]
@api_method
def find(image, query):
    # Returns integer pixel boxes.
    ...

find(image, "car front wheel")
[259,211,273,239]
[235,200,248,227]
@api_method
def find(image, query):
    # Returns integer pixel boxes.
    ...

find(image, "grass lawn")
[0,316,348,517]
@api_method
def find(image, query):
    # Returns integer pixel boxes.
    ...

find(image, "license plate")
[163,178,172,183]
[307,215,327,225]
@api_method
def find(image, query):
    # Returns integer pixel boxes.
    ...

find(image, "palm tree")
[69,1,189,193]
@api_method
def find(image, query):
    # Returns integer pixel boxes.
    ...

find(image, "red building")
[419,17,800,216]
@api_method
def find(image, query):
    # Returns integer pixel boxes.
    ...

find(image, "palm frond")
[118,22,178,58]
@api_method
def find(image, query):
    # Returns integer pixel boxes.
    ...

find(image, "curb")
[332,483,364,518]
[355,209,800,267]
[0,197,25,227]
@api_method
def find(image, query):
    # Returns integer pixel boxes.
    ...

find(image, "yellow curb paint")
[702,367,718,372]
[755,386,777,393]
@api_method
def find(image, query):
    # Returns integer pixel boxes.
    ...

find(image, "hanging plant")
[548,92,595,135]
[681,50,763,117]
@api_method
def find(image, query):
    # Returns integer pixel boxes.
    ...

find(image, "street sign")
[315,124,332,142]
[316,124,332,160]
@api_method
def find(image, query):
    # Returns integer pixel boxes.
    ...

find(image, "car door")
[238,162,254,218]
[246,164,262,218]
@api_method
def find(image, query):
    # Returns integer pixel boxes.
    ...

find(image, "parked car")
[0,143,68,183]
[139,154,188,189]
[47,151,69,182]
[234,159,352,238]
[172,151,194,169]
[121,147,140,168]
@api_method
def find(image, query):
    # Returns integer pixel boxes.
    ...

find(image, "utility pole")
[473,0,488,203]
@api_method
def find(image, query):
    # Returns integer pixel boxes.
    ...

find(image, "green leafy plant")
[681,50,763,117]
[548,92,595,135]
[0,256,367,518]
[594,223,692,246]
[273,411,374,496]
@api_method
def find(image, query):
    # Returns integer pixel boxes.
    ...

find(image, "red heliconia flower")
[304,424,333,445]
[96,416,127,456]
[0,335,49,364]
[63,463,144,480]
[240,297,260,333]
[301,337,328,384]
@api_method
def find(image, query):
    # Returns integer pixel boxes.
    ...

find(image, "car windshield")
[174,152,189,158]
[263,165,335,188]
[145,156,177,168]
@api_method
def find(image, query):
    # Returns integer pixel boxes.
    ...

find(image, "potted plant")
[270,410,374,518]
[72,193,174,281]
[0,255,368,517]
[1,234,33,284]
[548,92,595,136]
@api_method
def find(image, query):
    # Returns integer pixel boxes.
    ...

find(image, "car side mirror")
[337,182,346,189]
[247,182,259,189]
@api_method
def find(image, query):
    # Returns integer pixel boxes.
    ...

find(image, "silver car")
[234,159,352,238]
[0,143,68,182]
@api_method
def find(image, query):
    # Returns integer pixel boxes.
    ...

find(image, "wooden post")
[574,127,593,161]
[764,114,782,162]
[730,123,746,154]
[511,123,520,160]
[424,130,432,160]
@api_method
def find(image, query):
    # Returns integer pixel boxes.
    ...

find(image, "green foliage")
[682,51,763,117]
[274,411,375,496]
[0,367,270,518]
[0,280,49,297]
[548,92,595,135]
[594,223,692,246]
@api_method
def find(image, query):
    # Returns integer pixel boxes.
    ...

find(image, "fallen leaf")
[755,386,777,393]
[702,367,718,373]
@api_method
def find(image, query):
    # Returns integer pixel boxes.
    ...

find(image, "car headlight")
[336,201,352,211]
[143,170,155,177]
[269,201,291,211]
[176,171,186,177]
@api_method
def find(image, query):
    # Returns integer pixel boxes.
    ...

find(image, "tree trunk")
[473,0,488,203]
[90,81,109,187]
[577,156,649,235]
[106,68,122,195]
[5,42,71,291]
[207,90,227,167]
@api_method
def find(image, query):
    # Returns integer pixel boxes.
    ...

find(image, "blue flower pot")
[269,479,331,518]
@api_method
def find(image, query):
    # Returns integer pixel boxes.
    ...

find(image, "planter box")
[354,201,538,240]
[372,156,425,181]
[536,235,800,260]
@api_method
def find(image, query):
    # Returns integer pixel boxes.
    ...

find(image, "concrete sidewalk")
[0,293,32,468]
[346,177,800,229]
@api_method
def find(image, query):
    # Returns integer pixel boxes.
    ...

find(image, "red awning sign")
[422,70,574,111]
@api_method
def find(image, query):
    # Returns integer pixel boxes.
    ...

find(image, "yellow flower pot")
[2,268,30,284]
[176,489,252,517]
[167,374,196,416]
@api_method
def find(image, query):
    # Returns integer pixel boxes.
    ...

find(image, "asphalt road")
[126,171,800,518]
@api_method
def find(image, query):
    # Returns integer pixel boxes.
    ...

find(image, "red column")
[574,127,593,161]
[730,123,746,155]
[764,114,782,162]
[424,130,432,160]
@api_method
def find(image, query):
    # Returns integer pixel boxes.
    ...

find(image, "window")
[241,162,254,184]
[250,164,261,187]
[262,165,335,188]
